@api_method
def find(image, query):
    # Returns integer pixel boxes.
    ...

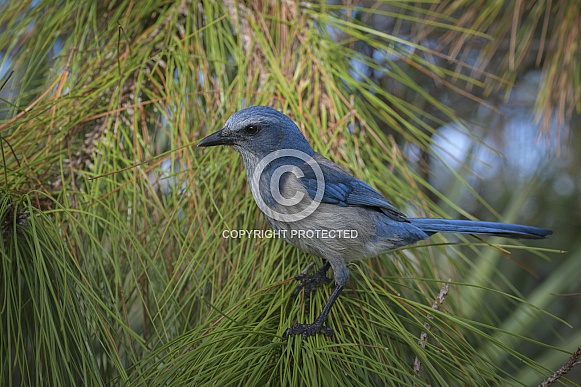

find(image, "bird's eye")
[245,125,260,135]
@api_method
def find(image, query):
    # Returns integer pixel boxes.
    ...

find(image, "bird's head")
[197,106,314,159]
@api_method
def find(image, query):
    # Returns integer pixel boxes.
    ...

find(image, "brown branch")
[414,282,450,378]
[538,345,581,386]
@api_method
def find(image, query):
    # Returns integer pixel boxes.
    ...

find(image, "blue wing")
[294,153,408,222]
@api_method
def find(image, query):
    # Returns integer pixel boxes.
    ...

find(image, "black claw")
[292,262,332,298]
[285,263,342,340]
[285,322,333,339]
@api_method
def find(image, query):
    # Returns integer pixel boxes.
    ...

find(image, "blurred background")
[1,0,580,385]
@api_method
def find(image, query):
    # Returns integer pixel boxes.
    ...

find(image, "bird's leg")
[292,261,332,298]
[285,283,344,339]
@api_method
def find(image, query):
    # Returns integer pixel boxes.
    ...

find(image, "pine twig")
[538,344,581,386]
[414,282,450,378]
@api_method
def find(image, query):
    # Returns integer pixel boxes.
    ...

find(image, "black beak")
[197,128,235,147]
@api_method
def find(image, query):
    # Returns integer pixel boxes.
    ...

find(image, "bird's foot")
[292,262,332,298]
[285,320,333,339]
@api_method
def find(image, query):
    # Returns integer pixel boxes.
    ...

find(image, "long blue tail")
[408,218,552,239]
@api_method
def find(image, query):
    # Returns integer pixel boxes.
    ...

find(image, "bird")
[197,106,552,339]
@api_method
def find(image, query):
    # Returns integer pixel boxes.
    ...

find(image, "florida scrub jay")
[198,106,551,339]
